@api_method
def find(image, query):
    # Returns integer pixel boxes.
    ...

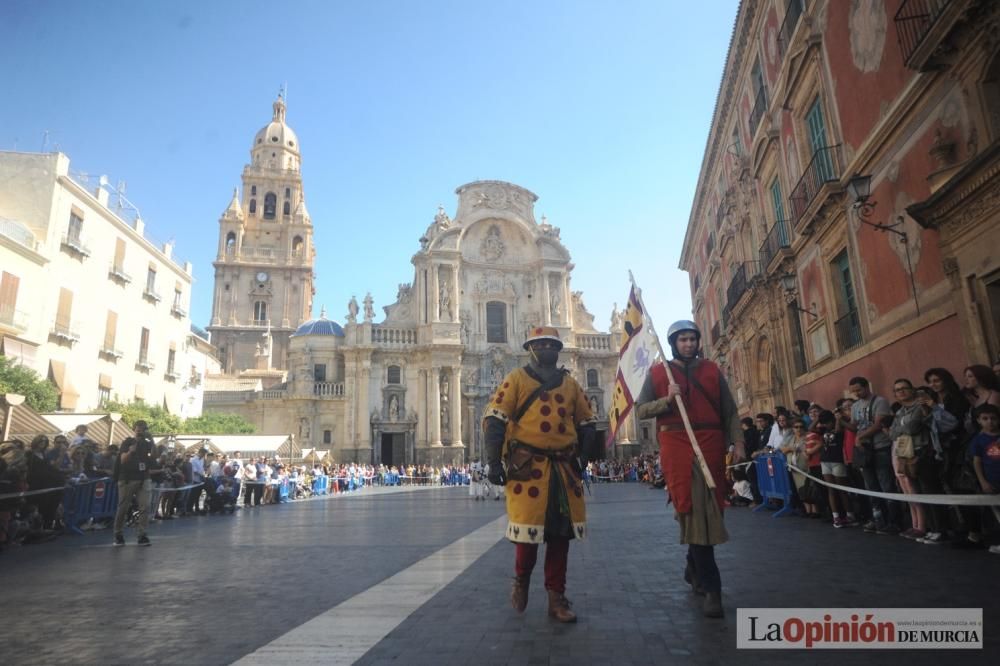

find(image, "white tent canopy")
[40,413,104,433]
[161,434,297,460]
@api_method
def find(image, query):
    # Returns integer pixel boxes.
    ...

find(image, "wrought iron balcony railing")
[50,320,81,343]
[834,310,864,353]
[108,263,132,284]
[777,0,804,60]
[789,143,842,228]
[759,219,791,270]
[748,85,768,136]
[894,0,951,68]
[726,261,762,313]
[0,305,29,332]
[61,233,91,257]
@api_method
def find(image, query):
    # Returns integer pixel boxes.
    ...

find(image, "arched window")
[292,235,304,256]
[225,232,236,254]
[253,301,267,323]
[587,369,599,388]
[251,185,257,196]
[283,201,290,216]
[387,365,401,384]
[249,199,257,215]
[486,301,507,343]
[263,193,277,219]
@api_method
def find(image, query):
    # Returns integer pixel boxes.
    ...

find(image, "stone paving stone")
[3,484,998,665]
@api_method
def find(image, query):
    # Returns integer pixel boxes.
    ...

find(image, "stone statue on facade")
[347,296,359,323]
[363,292,375,323]
[610,302,623,333]
[460,311,471,344]
[589,395,600,417]
[439,282,452,321]
[550,285,562,322]
[389,395,399,422]
[539,214,561,239]
[440,376,451,432]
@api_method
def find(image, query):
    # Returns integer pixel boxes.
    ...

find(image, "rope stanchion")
[786,464,1000,507]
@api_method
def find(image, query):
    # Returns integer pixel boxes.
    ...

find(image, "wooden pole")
[628,272,716,490]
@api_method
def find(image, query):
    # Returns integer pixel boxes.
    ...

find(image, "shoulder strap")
[678,362,722,423]
[513,367,566,424]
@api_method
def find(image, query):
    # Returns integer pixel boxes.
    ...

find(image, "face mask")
[532,348,559,367]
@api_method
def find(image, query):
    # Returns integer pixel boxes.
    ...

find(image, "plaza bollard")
[752,454,796,518]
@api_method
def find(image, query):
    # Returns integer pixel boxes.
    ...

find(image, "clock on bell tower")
[207,94,315,374]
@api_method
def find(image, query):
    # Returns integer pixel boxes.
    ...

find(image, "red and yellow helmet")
[523,326,563,351]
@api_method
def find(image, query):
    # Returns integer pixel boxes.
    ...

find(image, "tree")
[181,412,256,435]
[0,356,59,412]
[102,399,182,435]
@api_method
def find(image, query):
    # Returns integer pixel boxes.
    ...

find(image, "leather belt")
[658,423,721,433]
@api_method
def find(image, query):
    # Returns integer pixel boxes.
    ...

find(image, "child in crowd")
[965,404,1000,554]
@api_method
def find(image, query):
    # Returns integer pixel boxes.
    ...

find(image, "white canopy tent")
[164,434,297,461]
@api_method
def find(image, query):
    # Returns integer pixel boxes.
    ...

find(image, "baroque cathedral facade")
[204,97,626,466]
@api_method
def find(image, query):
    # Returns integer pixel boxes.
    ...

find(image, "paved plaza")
[1,483,997,665]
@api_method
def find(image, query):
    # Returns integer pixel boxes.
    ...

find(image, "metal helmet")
[666,319,700,345]
[523,325,563,351]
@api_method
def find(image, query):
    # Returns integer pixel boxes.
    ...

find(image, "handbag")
[506,442,536,482]
[893,433,915,459]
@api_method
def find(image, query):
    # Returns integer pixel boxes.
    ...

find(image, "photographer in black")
[112,420,155,546]
[815,410,857,528]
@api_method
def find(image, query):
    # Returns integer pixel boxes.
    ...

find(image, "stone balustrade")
[372,326,418,347]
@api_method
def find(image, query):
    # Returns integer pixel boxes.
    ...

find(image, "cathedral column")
[358,362,371,452]
[451,367,463,447]
[430,365,442,446]
[451,264,460,322]
[211,281,222,325]
[431,265,440,323]
[542,271,552,326]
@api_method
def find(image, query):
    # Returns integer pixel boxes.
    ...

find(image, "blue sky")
[3,0,738,337]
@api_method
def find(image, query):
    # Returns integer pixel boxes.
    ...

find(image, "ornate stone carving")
[479,224,505,262]
[942,256,961,290]
[475,270,513,295]
[363,292,375,323]
[539,215,561,239]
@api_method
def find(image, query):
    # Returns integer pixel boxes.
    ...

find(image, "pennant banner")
[607,285,656,447]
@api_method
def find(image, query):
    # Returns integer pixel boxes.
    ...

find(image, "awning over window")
[48,359,79,410]
[99,373,113,389]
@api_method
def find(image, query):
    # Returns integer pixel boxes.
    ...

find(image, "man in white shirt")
[188,447,207,514]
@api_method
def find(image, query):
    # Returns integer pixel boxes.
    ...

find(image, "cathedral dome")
[292,312,344,338]
[253,95,300,154]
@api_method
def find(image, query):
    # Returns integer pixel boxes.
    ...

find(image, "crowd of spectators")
[726,363,1000,555]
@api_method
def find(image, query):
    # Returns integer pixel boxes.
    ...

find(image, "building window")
[264,193,277,219]
[146,267,156,294]
[113,238,126,272]
[67,212,83,242]
[103,310,118,354]
[770,178,786,225]
[251,185,257,196]
[323,429,332,444]
[167,348,176,374]
[292,236,304,256]
[314,364,327,382]
[249,199,257,215]
[586,369,599,388]
[832,250,863,352]
[486,301,507,343]
[285,188,291,198]
[253,301,267,322]
[225,232,236,253]
[806,97,834,181]
[139,327,150,364]
[0,271,20,329]
[98,386,111,406]
[283,201,290,216]
[387,365,401,384]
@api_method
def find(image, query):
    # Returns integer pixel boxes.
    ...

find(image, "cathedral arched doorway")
[753,336,779,413]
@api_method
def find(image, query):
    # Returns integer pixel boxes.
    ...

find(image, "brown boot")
[510,575,530,613]
[547,590,577,623]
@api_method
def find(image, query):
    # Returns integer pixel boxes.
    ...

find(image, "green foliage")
[101,400,255,436]
[181,411,256,434]
[0,355,59,412]
[102,399,182,435]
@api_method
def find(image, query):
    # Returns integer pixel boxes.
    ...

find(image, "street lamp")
[779,273,818,318]
[848,173,920,316]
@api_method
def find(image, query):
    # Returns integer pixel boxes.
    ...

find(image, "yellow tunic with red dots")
[483,367,595,544]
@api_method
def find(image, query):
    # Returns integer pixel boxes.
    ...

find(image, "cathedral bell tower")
[208,94,316,374]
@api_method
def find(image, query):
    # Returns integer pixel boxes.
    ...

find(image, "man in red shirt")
[636,320,741,618]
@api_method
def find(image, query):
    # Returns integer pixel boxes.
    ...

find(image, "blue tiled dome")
[292,315,345,337]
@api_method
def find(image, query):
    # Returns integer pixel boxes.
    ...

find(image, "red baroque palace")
[681,0,1000,412]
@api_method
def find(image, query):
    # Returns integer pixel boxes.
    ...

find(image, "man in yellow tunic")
[483,326,597,623]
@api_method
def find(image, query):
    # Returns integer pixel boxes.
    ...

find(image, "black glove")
[577,423,597,468]
[484,416,507,486]
[487,463,506,486]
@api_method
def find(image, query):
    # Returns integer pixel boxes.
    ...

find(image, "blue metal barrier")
[312,475,329,495]
[753,454,796,518]
[62,477,119,535]
[278,479,291,503]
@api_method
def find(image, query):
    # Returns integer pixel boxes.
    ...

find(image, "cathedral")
[204,97,628,466]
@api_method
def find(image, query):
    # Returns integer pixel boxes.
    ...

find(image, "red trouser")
[515,539,569,593]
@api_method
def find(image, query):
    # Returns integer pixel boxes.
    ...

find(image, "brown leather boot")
[510,575,530,613]
[547,590,577,623]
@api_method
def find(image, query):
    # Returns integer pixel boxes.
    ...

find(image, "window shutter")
[56,288,73,327]
[104,311,118,349]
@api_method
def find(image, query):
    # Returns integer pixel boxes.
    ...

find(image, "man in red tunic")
[636,320,742,618]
